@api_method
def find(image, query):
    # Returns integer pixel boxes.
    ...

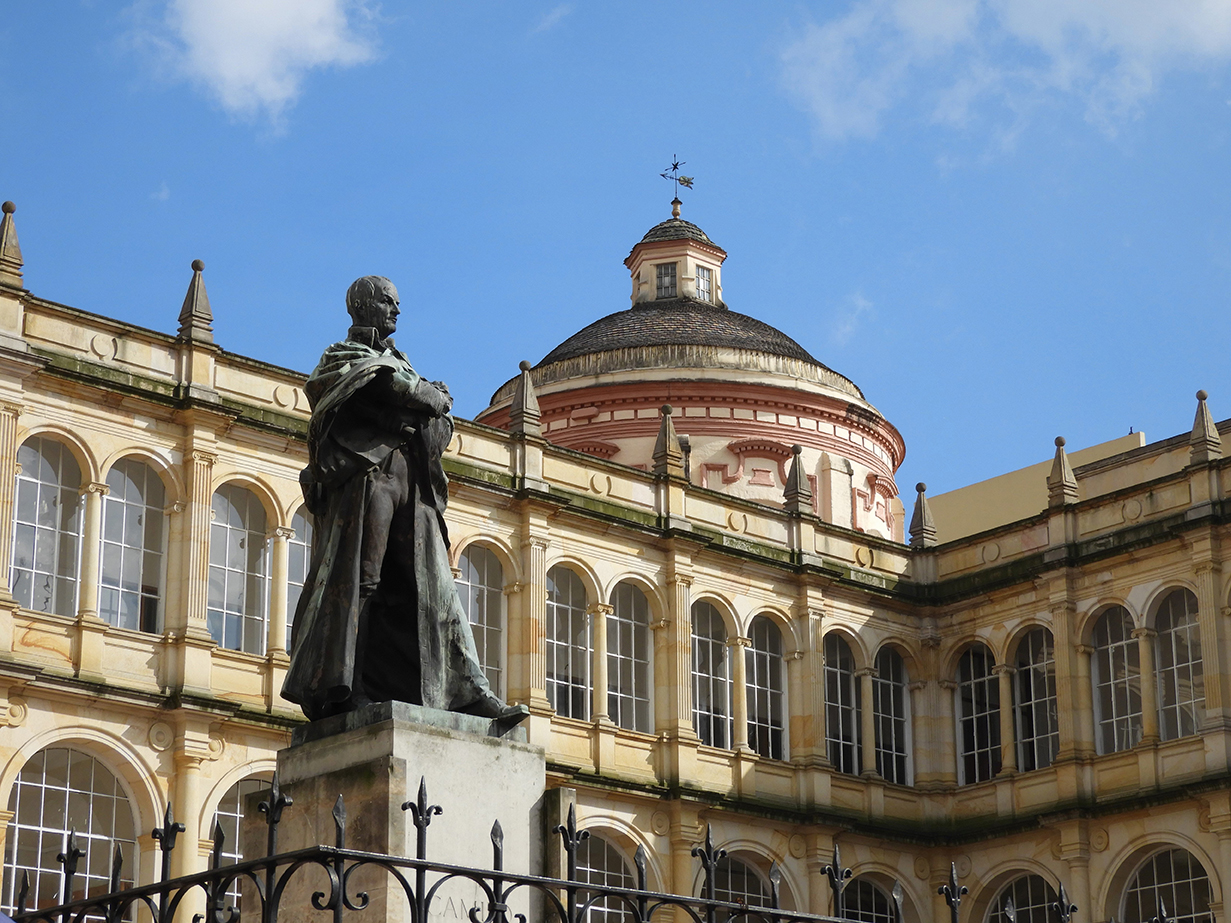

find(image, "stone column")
[663,569,695,735]
[1073,643,1097,754]
[172,752,204,879]
[857,667,878,777]
[938,679,958,784]
[1051,603,1079,758]
[502,581,524,703]
[907,681,926,785]
[0,401,21,603]
[184,451,216,635]
[1194,561,1226,726]
[1133,627,1160,744]
[730,636,751,750]
[786,649,805,759]
[994,664,1017,774]
[588,603,613,721]
[521,535,551,711]
[267,526,294,653]
[76,482,108,621]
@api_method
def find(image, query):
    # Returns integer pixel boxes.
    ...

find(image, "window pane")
[608,583,651,733]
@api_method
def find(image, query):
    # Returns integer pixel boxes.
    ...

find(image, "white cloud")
[132,0,378,122]
[151,181,170,201]
[781,0,1231,142]
[532,4,572,34]
[832,292,874,345]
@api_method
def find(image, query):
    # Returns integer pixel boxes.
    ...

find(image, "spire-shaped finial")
[177,259,214,343]
[784,445,812,514]
[1047,436,1078,508]
[671,197,681,218]
[909,482,937,548]
[1190,389,1222,465]
[652,404,685,478]
[0,201,25,290]
[510,360,542,437]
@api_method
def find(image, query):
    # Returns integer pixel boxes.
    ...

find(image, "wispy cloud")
[532,4,572,35]
[781,0,1231,143]
[151,181,170,202]
[832,292,874,345]
[129,0,379,124]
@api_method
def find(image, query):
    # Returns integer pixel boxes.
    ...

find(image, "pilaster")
[0,400,23,610]
[856,666,879,778]
[729,635,751,752]
[1132,627,1160,744]
[993,663,1017,775]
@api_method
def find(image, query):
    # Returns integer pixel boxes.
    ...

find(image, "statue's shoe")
[463,695,531,725]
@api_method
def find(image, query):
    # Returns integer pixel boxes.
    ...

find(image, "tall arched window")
[846,878,896,923]
[546,565,589,719]
[208,484,268,654]
[1123,849,1213,923]
[1014,628,1059,771]
[691,601,731,748]
[746,616,786,760]
[12,436,82,616]
[608,582,651,733]
[1155,589,1204,740]
[957,643,1000,784]
[986,875,1058,923]
[212,776,270,912]
[457,545,505,694]
[575,833,636,923]
[1092,606,1142,753]
[2,748,137,916]
[824,633,860,775]
[284,507,313,651]
[873,647,911,785]
[709,856,769,909]
[99,458,165,633]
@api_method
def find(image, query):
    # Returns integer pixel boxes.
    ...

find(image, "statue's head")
[346,276,400,337]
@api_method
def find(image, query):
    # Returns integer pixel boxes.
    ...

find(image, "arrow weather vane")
[660,156,694,196]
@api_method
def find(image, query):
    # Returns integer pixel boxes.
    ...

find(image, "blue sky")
[2,1,1231,495]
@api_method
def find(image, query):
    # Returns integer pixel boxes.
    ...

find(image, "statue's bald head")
[346,276,398,327]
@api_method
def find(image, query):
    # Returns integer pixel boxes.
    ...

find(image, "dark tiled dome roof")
[639,218,718,247]
[539,297,820,366]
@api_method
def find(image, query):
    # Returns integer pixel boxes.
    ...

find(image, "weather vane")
[660,157,693,218]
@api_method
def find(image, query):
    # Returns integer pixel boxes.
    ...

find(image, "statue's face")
[370,283,400,337]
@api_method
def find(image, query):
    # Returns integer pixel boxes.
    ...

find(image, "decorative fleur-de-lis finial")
[402,777,443,861]
[57,828,84,892]
[939,862,969,923]
[823,845,854,917]
[892,881,906,923]
[151,805,185,884]
[258,774,293,858]
[209,820,226,870]
[110,844,125,893]
[490,820,505,873]
[553,803,590,880]
[692,825,728,902]
[1003,894,1017,923]
[769,862,783,910]
[1053,881,1078,923]
[1152,900,1171,923]
[16,869,29,915]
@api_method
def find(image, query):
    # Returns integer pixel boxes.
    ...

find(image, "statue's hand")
[431,381,453,413]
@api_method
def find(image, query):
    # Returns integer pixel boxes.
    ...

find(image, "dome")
[639,217,718,247]
[540,297,819,366]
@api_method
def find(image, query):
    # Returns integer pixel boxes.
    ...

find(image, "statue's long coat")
[281,327,493,720]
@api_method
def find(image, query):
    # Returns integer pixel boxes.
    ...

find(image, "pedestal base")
[260,702,546,923]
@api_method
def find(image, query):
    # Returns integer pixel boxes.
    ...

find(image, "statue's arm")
[372,364,453,416]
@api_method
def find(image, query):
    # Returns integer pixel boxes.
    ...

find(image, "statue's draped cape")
[282,329,493,720]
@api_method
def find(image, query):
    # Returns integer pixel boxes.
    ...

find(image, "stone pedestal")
[255,702,546,923]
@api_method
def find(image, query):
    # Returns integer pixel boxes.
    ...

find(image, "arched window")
[986,875,1058,923]
[1155,589,1204,740]
[845,878,896,923]
[746,616,786,760]
[456,545,504,694]
[608,582,651,733]
[691,601,731,748]
[1092,606,1142,753]
[99,458,165,633]
[1014,628,1059,771]
[957,643,1001,784]
[12,436,82,616]
[824,633,860,775]
[212,776,270,912]
[208,484,268,654]
[1123,849,1213,923]
[873,647,911,785]
[575,833,635,923]
[2,748,136,916]
[709,855,769,909]
[284,507,313,651]
[546,565,589,719]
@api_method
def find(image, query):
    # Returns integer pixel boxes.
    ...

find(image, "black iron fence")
[7,775,1100,923]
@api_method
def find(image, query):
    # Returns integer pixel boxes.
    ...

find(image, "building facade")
[0,198,1227,923]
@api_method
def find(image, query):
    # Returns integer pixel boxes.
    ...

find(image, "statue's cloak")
[281,329,493,720]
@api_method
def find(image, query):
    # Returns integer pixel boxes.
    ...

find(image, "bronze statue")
[282,275,526,724]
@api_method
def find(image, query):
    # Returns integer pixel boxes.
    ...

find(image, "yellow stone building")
[0,198,1226,923]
